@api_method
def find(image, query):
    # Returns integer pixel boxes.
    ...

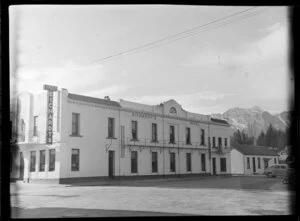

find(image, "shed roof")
[68,93,121,107]
[232,144,278,156]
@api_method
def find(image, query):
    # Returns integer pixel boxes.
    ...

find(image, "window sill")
[169,142,176,144]
[69,134,83,137]
[186,143,192,145]
[106,137,117,139]
[71,170,79,172]
[151,140,159,143]
[130,139,139,142]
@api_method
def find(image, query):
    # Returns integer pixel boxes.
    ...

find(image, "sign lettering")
[44,85,56,144]
[132,112,156,119]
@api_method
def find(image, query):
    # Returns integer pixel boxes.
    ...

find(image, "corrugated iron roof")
[68,93,121,107]
[232,144,278,156]
[210,117,230,125]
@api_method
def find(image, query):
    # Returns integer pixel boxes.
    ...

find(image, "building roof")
[68,93,121,107]
[232,144,279,156]
[210,117,230,125]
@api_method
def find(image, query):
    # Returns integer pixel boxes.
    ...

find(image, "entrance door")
[108,150,115,178]
[212,158,217,175]
[252,157,256,173]
[19,152,24,180]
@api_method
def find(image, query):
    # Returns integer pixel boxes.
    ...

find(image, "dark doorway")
[252,157,256,173]
[212,158,216,175]
[108,150,115,178]
[19,152,24,180]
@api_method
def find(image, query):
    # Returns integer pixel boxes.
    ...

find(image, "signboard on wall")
[44,85,57,144]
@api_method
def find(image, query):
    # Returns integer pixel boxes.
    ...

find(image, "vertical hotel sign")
[43,84,58,144]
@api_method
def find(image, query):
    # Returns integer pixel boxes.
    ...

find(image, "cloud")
[15,60,106,94]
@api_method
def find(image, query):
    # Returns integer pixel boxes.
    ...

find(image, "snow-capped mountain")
[211,106,290,138]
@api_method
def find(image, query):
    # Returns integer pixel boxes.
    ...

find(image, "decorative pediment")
[163,99,186,117]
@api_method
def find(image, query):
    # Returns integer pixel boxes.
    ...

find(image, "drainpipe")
[208,122,212,175]
[177,124,180,178]
[118,107,121,180]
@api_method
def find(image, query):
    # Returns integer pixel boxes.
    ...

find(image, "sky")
[9,5,292,115]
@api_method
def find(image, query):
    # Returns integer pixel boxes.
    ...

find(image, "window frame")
[258,157,261,169]
[131,121,138,140]
[71,149,80,171]
[186,127,191,144]
[170,152,176,172]
[224,138,227,147]
[131,151,138,173]
[201,153,206,172]
[247,157,250,169]
[151,151,158,173]
[220,157,227,172]
[151,123,157,142]
[108,117,115,138]
[39,150,46,172]
[201,129,205,145]
[30,151,36,172]
[186,153,192,172]
[33,116,38,136]
[212,137,216,148]
[218,137,222,147]
[49,149,56,172]
[169,125,175,143]
[71,113,80,136]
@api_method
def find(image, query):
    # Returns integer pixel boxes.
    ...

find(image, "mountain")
[211,106,290,139]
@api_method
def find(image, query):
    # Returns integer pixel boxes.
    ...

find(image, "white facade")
[12,85,232,183]
[230,148,279,175]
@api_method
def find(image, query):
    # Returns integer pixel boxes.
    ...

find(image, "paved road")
[10,176,295,217]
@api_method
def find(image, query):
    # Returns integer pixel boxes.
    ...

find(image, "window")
[208,137,211,147]
[247,157,250,169]
[108,118,115,138]
[170,152,176,172]
[72,113,80,136]
[258,157,261,169]
[49,149,55,171]
[30,151,36,172]
[152,152,158,173]
[274,158,277,164]
[201,154,206,171]
[186,153,192,172]
[218,137,222,147]
[33,116,38,136]
[39,150,45,172]
[170,125,175,143]
[131,151,138,173]
[152,123,157,142]
[186,127,191,144]
[264,159,269,169]
[71,149,80,171]
[201,129,205,145]
[220,158,227,172]
[224,138,228,147]
[212,137,216,148]
[132,121,138,140]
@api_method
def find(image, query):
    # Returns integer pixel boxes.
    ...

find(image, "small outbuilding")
[230,144,279,175]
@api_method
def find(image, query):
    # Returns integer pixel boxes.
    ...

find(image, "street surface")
[10,175,295,217]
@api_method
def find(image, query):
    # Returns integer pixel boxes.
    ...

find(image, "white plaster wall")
[244,155,279,175]
[230,149,244,174]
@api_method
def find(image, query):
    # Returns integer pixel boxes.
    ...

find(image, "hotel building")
[11,85,232,183]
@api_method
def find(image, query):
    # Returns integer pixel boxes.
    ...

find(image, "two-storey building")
[11,84,232,183]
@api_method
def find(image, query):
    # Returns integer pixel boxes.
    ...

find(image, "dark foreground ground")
[10,175,296,217]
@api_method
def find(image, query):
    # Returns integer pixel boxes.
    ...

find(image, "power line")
[76,6,284,66]
[90,7,259,64]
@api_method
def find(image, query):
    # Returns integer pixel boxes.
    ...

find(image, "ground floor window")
[274,158,277,164]
[264,159,269,169]
[152,152,158,173]
[220,158,226,172]
[258,157,261,169]
[30,151,36,172]
[49,149,55,171]
[39,150,45,172]
[170,152,176,172]
[186,153,192,172]
[201,154,206,171]
[131,151,138,173]
[71,149,80,171]
[247,157,250,169]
